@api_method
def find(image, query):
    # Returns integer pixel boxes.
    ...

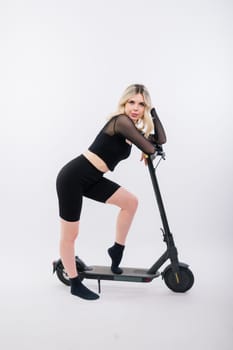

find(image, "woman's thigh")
[106,187,138,210]
[84,177,120,203]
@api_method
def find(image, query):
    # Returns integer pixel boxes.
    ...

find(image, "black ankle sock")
[108,242,125,274]
[70,276,99,300]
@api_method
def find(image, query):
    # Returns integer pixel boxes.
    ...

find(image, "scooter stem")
[147,154,172,240]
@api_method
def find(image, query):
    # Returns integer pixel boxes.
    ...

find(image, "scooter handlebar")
[150,144,166,160]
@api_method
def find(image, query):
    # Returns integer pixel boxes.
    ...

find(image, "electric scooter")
[53,146,194,293]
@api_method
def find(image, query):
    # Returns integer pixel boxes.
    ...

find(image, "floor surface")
[1,248,232,350]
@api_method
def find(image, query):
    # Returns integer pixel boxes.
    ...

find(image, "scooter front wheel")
[163,265,194,292]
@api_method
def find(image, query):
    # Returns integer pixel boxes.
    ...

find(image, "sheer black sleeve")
[114,115,156,155]
[150,108,167,144]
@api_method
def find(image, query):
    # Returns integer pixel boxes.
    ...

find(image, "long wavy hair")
[109,84,154,137]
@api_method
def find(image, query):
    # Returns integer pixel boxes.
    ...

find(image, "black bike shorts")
[56,154,120,222]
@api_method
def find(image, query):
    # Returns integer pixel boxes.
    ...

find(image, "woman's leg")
[106,187,138,273]
[59,218,99,300]
[106,187,138,245]
[59,218,79,278]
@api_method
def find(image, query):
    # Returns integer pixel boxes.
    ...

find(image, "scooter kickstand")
[98,279,101,294]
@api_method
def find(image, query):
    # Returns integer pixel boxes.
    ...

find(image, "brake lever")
[150,145,166,160]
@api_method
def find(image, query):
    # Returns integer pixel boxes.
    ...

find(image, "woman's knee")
[60,219,79,242]
[121,193,138,216]
[128,193,138,213]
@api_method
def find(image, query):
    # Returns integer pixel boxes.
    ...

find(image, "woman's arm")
[114,115,156,155]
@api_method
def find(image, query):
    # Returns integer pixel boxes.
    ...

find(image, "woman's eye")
[127,100,145,107]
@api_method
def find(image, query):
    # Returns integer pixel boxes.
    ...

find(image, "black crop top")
[88,114,156,171]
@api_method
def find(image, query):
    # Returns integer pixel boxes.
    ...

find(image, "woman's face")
[124,93,145,123]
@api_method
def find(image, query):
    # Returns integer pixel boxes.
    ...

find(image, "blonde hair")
[109,84,154,137]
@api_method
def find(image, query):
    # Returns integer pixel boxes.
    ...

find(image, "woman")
[56,84,166,300]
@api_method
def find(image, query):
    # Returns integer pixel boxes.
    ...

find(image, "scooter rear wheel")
[163,265,194,292]
[56,264,70,286]
[55,259,84,286]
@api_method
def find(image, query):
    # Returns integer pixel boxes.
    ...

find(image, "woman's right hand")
[140,152,148,166]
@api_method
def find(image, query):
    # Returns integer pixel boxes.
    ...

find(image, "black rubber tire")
[56,261,84,286]
[56,265,70,286]
[163,266,194,292]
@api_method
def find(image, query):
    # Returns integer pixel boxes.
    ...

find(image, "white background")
[0,0,233,349]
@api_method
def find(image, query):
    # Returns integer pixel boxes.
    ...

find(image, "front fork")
[148,228,181,283]
[163,229,180,283]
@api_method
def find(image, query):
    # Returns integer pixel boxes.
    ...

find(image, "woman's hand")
[140,152,148,165]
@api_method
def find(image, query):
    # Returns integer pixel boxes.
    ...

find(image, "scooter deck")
[81,265,160,282]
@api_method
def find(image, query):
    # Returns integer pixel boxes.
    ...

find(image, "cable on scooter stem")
[148,144,166,170]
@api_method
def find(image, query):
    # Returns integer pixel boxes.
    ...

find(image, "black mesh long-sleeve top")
[88,114,156,171]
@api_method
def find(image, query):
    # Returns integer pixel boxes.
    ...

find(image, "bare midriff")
[83,150,110,173]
